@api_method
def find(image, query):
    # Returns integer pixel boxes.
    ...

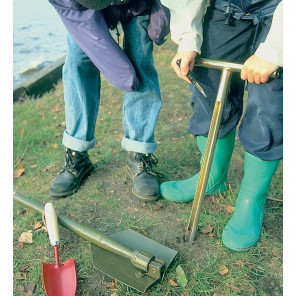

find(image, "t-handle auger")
[184,58,278,243]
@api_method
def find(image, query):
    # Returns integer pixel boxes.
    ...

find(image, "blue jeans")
[62,14,161,154]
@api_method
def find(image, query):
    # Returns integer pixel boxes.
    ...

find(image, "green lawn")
[13,39,283,296]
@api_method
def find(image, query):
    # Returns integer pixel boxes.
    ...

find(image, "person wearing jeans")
[160,0,283,251]
[48,0,168,201]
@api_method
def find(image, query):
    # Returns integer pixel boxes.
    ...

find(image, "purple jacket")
[48,0,170,92]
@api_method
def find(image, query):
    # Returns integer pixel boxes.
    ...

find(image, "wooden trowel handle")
[45,203,60,247]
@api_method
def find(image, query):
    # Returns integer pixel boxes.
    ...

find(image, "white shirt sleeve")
[160,0,207,54]
[254,1,283,66]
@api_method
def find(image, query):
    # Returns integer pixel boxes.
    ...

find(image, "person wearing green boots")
[160,0,283,251]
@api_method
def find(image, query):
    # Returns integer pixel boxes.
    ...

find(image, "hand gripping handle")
[44,203,60,246]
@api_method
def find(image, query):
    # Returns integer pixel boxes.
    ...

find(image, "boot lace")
[135,153,158,176]
[61,148,81,176]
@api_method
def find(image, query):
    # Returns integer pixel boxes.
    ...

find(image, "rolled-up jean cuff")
[62,130,96,152]
[121,137,157,154]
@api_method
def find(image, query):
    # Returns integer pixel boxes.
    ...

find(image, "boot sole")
[49,164,94,198]
[222,241,257,252]
[131,188,160,201]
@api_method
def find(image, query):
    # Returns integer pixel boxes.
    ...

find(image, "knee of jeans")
[63,53,92,78]
[66,36,90,65]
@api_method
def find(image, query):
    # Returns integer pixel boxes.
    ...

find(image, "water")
[13,0,68,86]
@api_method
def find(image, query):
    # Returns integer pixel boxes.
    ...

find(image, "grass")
[13,39,283,295]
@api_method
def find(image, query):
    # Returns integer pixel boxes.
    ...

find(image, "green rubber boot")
[222,152,279,251]
[160,129,236,202]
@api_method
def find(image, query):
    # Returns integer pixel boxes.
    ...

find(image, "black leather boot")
[126,152,160,201]
[50,148,93,197]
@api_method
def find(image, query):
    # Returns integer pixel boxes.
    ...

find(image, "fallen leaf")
[229,284,239,292]
[35,226,47,233]
[235,259,244,267]
[51,143,58,149]
[30,164,37,169]
[33,222,43,230]
[102,281,117,290]
[19,265,30,273]
[18,230,33,244]
[169,278,179,287]
[14,272,26,280]
[56,121,66,128]
[16,209,27,216]
[52,105,60,112]
[248,286,256,293]
[95,141,103,147]
[24,283,35,291]
[14,168,25,178]
[139,228,148,236]
[23,283,35,296]
[226,206,235,213]
[272,249,280,258]
[15,159,24,169]
[218,265,229,275]
[42,163,56,172]
[15,285,24,292]
[176,265,188,288]
[200,224,213,234]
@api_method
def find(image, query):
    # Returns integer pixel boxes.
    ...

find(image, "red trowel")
[42,202,77,296]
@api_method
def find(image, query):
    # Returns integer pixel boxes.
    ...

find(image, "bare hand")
[171,51,198,83]
[241,55,279,84]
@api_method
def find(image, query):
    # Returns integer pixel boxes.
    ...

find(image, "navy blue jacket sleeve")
[48,0,139,91]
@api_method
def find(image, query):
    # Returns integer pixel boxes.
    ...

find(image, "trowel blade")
[91,229,178,292]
